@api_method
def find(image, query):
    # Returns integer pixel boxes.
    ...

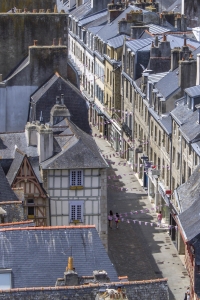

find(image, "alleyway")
[93,128,190,300]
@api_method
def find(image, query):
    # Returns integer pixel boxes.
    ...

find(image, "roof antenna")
[40,111,43,123]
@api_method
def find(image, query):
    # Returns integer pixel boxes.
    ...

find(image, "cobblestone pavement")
[93,128,190,300]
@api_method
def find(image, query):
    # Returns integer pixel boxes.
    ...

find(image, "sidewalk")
[93,127,189,300]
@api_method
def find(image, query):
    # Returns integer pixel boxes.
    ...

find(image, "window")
[27,199,34,219]
[69,201,83,222]
[177,153,180,169]
[172,147,175,163]
[70,170,83,186]
[0,270,12,290]
[158,131,161,147]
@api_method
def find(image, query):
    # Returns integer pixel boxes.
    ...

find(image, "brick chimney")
[179,57,197,90]
[171,48,181,71]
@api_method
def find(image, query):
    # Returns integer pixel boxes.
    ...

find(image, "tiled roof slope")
[41,119,108,169]
[30,73,91,134]
[176,165,200,212]
[0,226,119,288]
[179,199,200,241]
[0,164,19,202]
[6,149,25,185]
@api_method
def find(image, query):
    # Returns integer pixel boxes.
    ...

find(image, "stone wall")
[0,1,56,12]
[0,201,26,223]
[0,279,169,299]
[0,12,68,79]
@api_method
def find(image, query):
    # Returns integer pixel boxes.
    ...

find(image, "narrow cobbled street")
[93,128,190,300]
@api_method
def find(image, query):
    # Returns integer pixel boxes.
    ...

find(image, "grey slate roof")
[41,119,108,169]
[107,35,128,49]
[179,199,200,241]
[176,165,200,212]
[70,0,92,21]
[185,85,200,97]
[170,100,194,126]
[0,132,38,159]
[148,24,171,34]
[155,68,180,99]
[6,149,25,185]
[0,163,19,202]
[78,9,107,26]
[179,110,200,142]
[30,73,91,134]
[126,37,154,53]
[88,25,105,34]
[159,115,172,135]
[0,226,118,288]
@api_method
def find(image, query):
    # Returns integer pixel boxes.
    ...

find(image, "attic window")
[0,269,12,290]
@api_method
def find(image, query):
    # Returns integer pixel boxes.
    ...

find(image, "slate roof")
[126,37,154,53]
[170,101,194,126]
[41,119,108,169]
[78,9,107,26]
[30,73,91,134]
[179,110,200,142]
[70,0,92,21]
[159,115,172,135]
[0,163,19,202]
[88,25,105,34]
[0,226,118,288]
[6,149,25,185]
[179,199,200,241]
[185,85,200,97]
[176,165,200,212]
[148,24,171,34]
[0,132,38,159]
[155,68,180,99]
[107,35,128,49]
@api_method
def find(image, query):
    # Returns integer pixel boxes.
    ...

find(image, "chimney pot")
[59,38,62,46]
[24,8,27,13]
[33,40,38,46]
[33,9,37,13]
[184,37,187,47]
[67,257,74,271]
[163,34,167,42]
[0,74,2,82]
[54,5,58,13]
[46,9,51,13]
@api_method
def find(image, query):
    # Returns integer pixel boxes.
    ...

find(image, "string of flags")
[119,217,178,230]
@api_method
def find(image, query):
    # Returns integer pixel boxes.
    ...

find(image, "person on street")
[115,213,120,229]
[108,210,113,229]
[157,211,162,227]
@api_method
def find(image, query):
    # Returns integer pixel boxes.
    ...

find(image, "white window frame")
[0,269,12,290]
[69,201,84,223]
[70,170,83,186]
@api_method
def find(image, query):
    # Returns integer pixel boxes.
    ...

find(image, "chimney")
[158,35,171,57]
[92,0,113,13]
[50,100,71,125]
[196,104,200,124]
[39,111,43,123]
[179,59,197,90]
[196,54,200,85]
[64,257,79,286]
[130,26,149,39]
[182,0,184,15]
[93,270,110,283]
[33,40,38,46]
[171,48,180,71]
[37,124,53,163]
[0,74,2,82]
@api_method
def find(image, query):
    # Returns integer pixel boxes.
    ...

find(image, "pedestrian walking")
[184,293,187,300]
[157,211,162,227]
[108,210,113,229]
[115,213,120,229]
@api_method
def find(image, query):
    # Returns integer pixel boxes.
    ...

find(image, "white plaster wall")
[0,85,37,132]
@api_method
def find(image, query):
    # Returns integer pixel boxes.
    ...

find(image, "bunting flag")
[118,217,178,230]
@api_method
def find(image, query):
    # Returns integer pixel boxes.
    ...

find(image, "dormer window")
[0,269,12,290]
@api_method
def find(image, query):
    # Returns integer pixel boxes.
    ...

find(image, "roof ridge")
[0,225,96,232]
[0,220,34,227]
[0,278,168,292]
